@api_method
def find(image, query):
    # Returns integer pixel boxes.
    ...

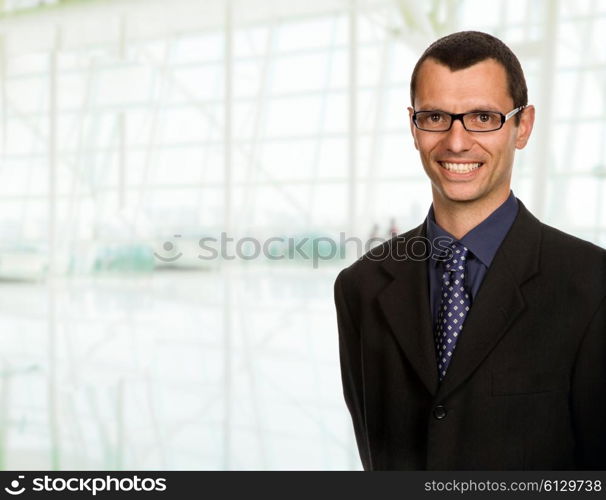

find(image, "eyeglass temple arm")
[504,105,526,121]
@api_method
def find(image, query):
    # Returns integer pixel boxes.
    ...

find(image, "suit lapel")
[377,224,439,395]
[436,201,542,400]
[435,250,525,399]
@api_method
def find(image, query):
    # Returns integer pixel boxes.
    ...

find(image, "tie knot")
[443,242,469,273]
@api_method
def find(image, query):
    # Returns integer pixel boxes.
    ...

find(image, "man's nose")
[442,118,473,152]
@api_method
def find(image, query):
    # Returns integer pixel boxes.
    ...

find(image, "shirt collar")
[426,191,519,268]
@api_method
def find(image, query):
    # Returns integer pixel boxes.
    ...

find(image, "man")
[334,31,606,470]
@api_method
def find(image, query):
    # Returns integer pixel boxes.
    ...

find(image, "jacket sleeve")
[571,294,606,469]
[334,268,371,470]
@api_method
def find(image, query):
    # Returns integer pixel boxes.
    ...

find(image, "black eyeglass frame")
[412,105,526,133]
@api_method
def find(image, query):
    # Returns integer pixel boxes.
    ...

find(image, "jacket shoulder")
[334,222,424,287]
[537,220,606,297]
[540,221,606,262]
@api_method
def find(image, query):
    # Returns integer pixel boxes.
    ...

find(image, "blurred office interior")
[0,0,604,469]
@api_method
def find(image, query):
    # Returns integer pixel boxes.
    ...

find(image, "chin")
[445,196,479,204]
[439,186,485,204]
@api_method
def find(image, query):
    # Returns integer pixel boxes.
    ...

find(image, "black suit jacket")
[334,201,606,470]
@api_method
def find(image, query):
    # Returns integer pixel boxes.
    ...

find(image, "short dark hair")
[410,31,527,124]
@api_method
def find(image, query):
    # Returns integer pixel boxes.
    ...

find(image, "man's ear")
[408,106,419,150]
[515,105,535,149]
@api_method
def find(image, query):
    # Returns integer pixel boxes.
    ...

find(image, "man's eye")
[430,113,444,122]
[478,113,490,122]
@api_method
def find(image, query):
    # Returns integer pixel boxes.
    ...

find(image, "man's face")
[409,58,534,207]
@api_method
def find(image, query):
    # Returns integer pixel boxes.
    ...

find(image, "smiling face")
[409,58,534,212]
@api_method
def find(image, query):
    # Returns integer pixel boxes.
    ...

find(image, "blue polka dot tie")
[435,242,471,381]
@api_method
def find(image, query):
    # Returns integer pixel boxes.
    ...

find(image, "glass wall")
[0,0,603,470]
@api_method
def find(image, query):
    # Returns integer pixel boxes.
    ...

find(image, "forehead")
[414,58,512,110]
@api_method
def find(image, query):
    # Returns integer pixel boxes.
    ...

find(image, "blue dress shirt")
[426,191,519,327]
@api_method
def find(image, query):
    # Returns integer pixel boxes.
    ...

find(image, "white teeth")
[441,162,481,173]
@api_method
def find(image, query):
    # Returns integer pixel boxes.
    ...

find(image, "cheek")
[499,139,518,165]
[498,131,518,156]
[416,137,439,157]
[479,136,515,162]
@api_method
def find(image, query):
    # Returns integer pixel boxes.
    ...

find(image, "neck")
[432,190,510,240]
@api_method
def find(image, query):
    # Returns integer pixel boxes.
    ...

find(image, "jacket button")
[433,405,447,420]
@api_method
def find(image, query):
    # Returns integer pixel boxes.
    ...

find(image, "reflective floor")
[0,264,359,470]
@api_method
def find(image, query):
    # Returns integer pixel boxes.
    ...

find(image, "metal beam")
[348,0,358,240]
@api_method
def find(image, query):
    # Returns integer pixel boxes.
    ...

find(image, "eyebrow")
[466,107,502,113]
[416,105,503,113]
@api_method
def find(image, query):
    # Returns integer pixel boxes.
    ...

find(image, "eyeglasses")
[412,106,526,132]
